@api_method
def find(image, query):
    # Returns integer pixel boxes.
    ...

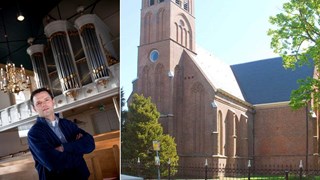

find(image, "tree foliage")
[120,87,126,109]
[268,0,320,110]
[121,93,179,177]
[120,87,127,129]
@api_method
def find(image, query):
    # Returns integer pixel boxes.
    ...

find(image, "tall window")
[150,0,155,6]
[144,13,152,44]
[14,91,29,104]
[218,111,223,155]
[183,0,189,11]
[175,0,181,5]
[233,115,237,156]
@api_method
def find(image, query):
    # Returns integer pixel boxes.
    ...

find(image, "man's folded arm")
[28,132,83,172]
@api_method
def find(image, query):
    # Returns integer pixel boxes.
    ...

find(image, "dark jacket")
[27,116,95,180]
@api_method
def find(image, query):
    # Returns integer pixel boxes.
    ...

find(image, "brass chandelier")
[0,63,30,94]
[0,10,31,94]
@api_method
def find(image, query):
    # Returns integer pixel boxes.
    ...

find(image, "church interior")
[0,0,120,179]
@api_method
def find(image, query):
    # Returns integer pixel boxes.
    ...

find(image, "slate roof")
[190,46,245,100]
[230,57,314,105]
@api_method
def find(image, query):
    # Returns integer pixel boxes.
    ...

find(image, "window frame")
[149,49,160,62]
[149,0,155,6]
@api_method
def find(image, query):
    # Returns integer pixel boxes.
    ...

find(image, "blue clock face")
[149,50,159,62]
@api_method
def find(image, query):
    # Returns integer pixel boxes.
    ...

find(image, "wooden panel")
[95,138,120,151]
[93,130,120,142]
[86,131,120,180]
[85,145,119,180]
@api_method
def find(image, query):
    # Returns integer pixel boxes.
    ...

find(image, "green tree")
[120,87,126,109]
[120,87,128,129]
[121,93,178,178]
[267,0,320,110]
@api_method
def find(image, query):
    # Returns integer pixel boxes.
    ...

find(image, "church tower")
[134,0,195,133]
[133,0,255,171]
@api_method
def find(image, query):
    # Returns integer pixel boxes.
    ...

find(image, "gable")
[187,46,245,100]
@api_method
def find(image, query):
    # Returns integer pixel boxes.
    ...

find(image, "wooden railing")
[0,63,119,132]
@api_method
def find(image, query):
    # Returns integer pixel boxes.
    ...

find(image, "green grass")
[236,177,284,180]
[224,175,320,180]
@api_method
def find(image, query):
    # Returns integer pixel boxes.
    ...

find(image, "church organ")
[27,44,52,91]
[27,13,118,99]
[75,14,112,85]
[44,20,82,98]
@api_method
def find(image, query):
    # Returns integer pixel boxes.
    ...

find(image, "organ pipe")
[75,14,113,85]
[26,44,52,90]
[44,20,81,98]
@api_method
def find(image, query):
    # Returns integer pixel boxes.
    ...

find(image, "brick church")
[130,0,319,170]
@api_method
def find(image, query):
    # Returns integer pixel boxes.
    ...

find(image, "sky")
[120,0,289,107]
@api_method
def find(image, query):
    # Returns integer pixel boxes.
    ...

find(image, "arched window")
[183,0,189,11]
[218,111,223,155]
[14,91,29,104]
[191,82,204,153]
[233,115,238,156]
[184,29,187,47]
[175,16,192,50]
[188,31,192,50]
[175,23,179,42]
[144,13,152,44]
[157,8,165,41]
[149,0,155,6]
[179,26,183,44]
[155,63,165,111]
[141,66,151,97]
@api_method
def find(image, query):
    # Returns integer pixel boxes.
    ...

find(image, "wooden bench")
[84,130,120,180]
[94,130,120,142]
[95,138,120,151]
[85,145,119,180]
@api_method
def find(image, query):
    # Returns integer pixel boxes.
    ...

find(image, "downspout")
[306,105,309,172]
[252,109,256,166]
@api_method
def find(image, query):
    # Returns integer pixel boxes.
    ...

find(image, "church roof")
[231,57,314,105]
[191,46,245,100]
